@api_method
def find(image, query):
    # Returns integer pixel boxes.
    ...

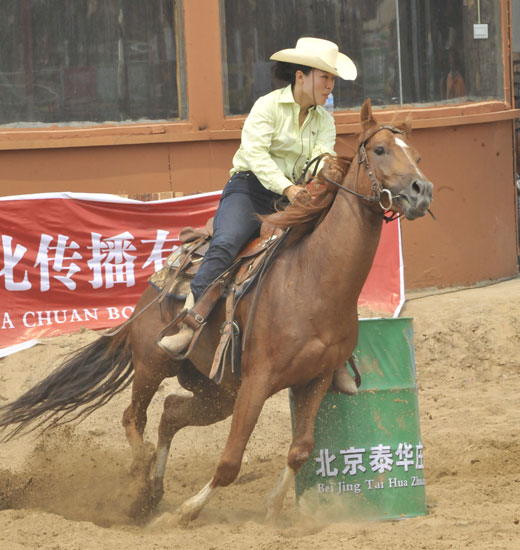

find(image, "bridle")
[302,125,408,222]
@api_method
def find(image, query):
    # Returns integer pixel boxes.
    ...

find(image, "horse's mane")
[261,154,352,245]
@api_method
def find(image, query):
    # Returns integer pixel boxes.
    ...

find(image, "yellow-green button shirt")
[231,85,336,195]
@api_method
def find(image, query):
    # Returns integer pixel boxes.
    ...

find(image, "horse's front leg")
[151,370,236,509]
[177,374,271,525]
[265,373,332,522]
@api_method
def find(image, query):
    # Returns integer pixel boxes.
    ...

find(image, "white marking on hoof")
[265,466,295,522]
[178,480,216,526]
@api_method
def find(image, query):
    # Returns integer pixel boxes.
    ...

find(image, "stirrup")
[157,292,201,359]
[157,315,206,360]
[159,326,193,355]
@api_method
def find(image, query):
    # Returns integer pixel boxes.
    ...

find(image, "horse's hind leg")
[265,374,332,522]
[123,358,169,520]
[150,363,237,516]
[122,361,165,475]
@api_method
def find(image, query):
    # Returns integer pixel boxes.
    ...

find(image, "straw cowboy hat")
[270,37,357,81]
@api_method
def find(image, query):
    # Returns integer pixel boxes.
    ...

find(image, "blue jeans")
[190,172,284,301]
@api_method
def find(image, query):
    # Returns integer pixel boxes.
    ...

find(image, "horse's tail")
[0,327,133,441]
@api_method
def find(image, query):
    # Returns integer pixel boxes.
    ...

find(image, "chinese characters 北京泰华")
[315,442,424,477]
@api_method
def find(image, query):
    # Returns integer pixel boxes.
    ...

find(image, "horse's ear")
[391,111,412,136]
[402,112,413,136]
[360,99,376,131]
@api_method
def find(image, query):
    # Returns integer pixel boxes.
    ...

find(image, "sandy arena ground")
[0,277,519,549]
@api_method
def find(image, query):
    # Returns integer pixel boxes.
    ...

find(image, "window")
[220,0,504,115]
[0,0,186,126]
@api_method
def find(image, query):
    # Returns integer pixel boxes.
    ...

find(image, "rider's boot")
[159,292,195,354]
[332,365,358,395]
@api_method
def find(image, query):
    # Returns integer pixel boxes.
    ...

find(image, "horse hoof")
[177,498,203,526]
[177,480,215,526]
[128,485,161,523]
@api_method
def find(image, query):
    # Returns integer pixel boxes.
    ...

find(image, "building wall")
[0,139,237,197]
[0,118,517,290]
[0,0,517,290]
[401,120,518,288]
[512,0,520,53]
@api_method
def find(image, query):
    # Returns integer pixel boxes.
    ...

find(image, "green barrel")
[292,318,426,521]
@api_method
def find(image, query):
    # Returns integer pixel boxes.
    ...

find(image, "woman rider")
[160,37,359,393]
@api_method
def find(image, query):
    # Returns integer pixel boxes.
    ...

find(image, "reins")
[306,125,408,223]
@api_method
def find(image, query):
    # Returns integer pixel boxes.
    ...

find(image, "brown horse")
[0,100,433,524]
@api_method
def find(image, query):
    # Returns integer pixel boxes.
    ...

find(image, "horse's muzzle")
[397,179,433,220]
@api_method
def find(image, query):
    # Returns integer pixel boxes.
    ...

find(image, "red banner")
[358,218,404,317]
[0,192,402,356]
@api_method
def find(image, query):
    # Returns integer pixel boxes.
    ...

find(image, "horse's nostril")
[412,181,421,194]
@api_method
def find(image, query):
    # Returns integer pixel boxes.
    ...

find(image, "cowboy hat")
[270,37,357,81]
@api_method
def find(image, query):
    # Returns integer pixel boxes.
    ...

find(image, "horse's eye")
[374,146,385,156]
